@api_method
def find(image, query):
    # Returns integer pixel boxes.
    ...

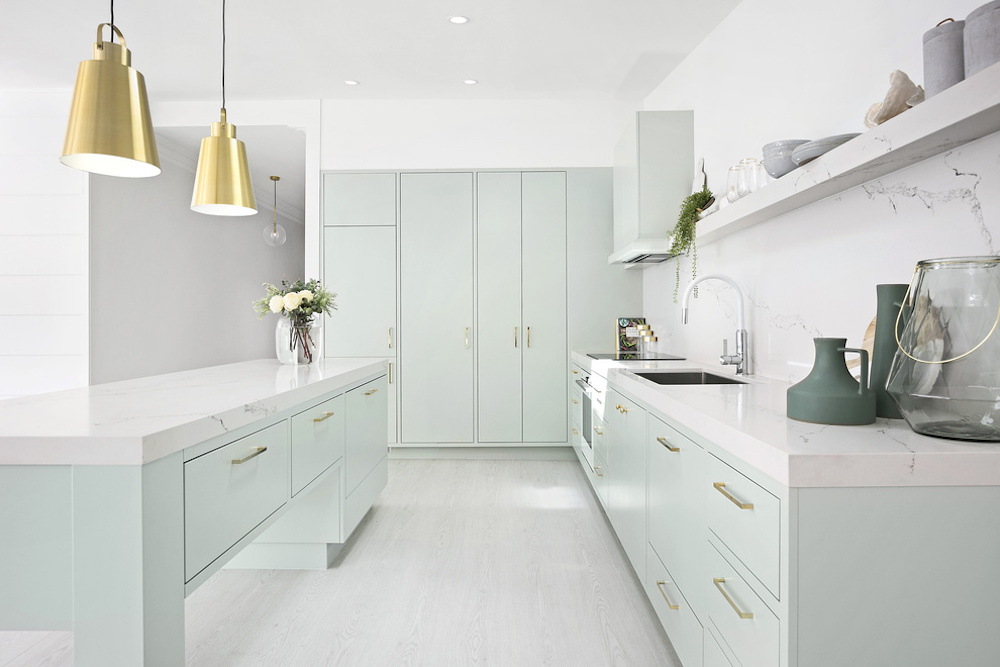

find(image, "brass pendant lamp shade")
[191,108,257,216]
[191,0,257,216]
[60,24,160,178]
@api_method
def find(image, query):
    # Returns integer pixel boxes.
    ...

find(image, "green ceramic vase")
[787,338,877,425]
[870,284,908,419]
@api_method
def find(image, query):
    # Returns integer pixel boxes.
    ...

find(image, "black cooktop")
[587,352,686,361]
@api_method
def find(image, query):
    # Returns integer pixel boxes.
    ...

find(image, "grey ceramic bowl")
[762,154,798,179]
[763,139,809,156]
[791,133,861,165]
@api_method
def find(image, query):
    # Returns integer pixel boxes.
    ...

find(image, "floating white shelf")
[697,61,1000,246]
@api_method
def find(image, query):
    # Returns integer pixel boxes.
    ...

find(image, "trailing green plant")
[670,185,714,302]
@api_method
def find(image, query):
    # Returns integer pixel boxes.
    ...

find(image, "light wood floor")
[1,459,680,666]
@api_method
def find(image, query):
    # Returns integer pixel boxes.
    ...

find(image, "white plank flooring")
[1,459,680,666]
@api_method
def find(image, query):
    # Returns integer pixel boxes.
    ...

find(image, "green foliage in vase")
[253,278,337,327]
[670,185,714,303]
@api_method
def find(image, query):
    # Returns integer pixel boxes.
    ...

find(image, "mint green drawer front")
[345,377,388,496]
[704,543,778,667]
[647,544,703,667]
[291,393,345,495]
[184,420,289,580]
[705,453,780,597]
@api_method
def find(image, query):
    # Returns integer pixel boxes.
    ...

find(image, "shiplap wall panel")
[0,92,88,398]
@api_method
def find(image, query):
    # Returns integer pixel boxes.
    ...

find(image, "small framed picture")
[616,317,646,352]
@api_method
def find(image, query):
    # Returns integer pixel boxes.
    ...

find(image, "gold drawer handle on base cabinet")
[655,581,680,610]
[714,482,754,510]
[571,428,579,435]
[593,427,603,436]
[593,465,604,477]
[365,388,379,396]
[313,411,336,423]
[656,436,680,452]
[713,578,754,619]
[231,447,267,465]
[572,399,579,405]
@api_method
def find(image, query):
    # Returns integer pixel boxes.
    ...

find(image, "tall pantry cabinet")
[322,168,638,449]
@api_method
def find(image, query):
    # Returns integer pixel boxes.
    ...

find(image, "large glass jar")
[886,256,1000,441]
[275,315,323,365]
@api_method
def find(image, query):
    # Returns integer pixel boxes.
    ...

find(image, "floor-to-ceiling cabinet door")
[477,172,522,443]
[399,173,475,443]
[521,171,567,442]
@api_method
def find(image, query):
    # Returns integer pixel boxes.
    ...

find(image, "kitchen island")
[571,351,1000,667]
[0,358,388,666]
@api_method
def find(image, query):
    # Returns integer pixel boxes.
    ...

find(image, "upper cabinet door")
[399,173,475,444]
[324,173,397,226]
[323,226,396,357]
[521,171,567,443]
[477,172,523,443]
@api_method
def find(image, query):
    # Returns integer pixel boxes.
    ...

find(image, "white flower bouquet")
[254,278,336,364]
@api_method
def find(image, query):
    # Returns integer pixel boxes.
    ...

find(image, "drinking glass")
[726,165,741,203]
[755,162,770,190]
[738,158,758,196]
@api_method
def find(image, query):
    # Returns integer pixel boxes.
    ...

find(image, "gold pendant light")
[60,20,160,178]
[191,0,257,216]
[263,176,287,246]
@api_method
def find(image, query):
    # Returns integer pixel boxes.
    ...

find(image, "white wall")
[89,152,305,384]
[321,99,634,169]
[640,0,1000,382]
[0,92,89,399]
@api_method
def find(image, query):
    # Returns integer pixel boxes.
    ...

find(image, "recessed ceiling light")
[449,16,469,24]
[464,79,478,85]
[344,80,359,86]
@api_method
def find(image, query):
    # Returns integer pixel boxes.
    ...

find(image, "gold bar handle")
[657,436,680,452]
[656,581,680,610]
[388,327,393,349]
[514,326,518,348]
[593,427,603,436]
[571,369,579,374]
[231,447,267,465]
[572,399,579,405]
[714,482,754,510]
[465,327,469,349]
[593,465,604,477]
[313,411,336,423]
[365,388,379,396]
[571,427,579,435]
[713,578,754,619]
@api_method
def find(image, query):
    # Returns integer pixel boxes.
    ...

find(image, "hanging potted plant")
[254,278,337,365]
[670,185,714,302]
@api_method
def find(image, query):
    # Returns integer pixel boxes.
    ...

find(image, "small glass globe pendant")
[263,175,287,247]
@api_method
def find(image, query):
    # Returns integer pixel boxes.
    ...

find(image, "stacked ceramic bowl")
[762,139,809,179]
[790,133,861,166]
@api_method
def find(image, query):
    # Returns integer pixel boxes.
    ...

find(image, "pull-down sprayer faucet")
[681,274,749,375]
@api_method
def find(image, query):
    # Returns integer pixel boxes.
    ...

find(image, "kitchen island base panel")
[73,454,185,667]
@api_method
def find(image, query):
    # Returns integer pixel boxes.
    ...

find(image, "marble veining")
[0,358,386,466]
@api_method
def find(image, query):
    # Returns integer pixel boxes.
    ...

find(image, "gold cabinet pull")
[572,369,579,375]
[656,436,680,452]
[713,578,753,619]
[594,465,604,477]
[465,327,469,349]
[527,326,531,348]
[365,388,379,396]
[714,482,754,510]
[313,411,336,423]
[231,447,267,465]
[656,581,680,610]
[514,326,518,348]
[571,427,579,435]
[388,327,393,349]
[572,399,579,405]
[593,427,603,436]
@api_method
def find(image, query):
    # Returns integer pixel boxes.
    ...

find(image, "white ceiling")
[3,0,741,103]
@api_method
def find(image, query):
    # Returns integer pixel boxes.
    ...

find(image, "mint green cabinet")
[291,393,345,496]
[605,389,646,576]
[323,172,396,227]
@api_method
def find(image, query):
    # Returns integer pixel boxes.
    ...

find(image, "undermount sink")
[634,371,747,385]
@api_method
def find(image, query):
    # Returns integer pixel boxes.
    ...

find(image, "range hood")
[608,238,676,265]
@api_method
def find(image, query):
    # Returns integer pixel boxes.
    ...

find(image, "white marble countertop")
[0,359,386,466]
[573,351,1000,488]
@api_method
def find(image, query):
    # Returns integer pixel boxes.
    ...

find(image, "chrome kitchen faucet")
[681,274,749,375]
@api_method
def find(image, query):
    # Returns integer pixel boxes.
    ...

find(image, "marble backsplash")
[642,130,1000,383]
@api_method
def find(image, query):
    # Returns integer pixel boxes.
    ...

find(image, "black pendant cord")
[110,0,115,42]
[221,0,227,110]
